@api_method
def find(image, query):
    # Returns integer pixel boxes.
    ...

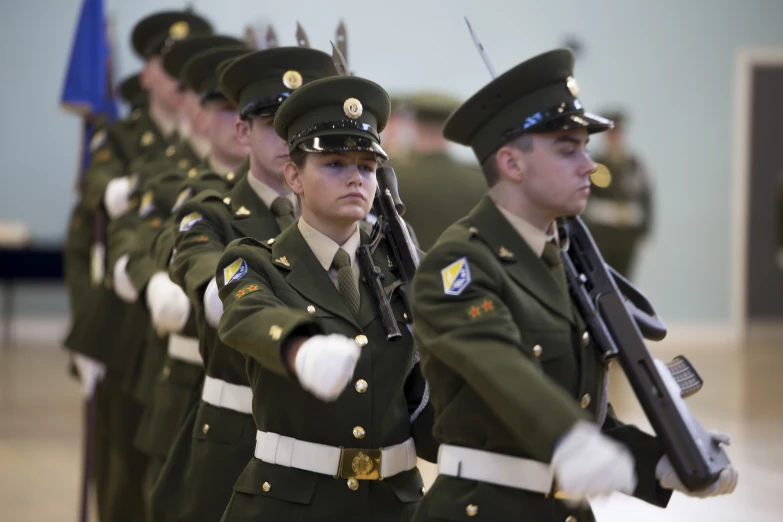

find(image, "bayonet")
[464,17,497,78]
[295,22,310,48]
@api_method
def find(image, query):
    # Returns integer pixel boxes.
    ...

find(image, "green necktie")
[332,248,360,318]
[542,240,569,298]
[270,197,296,230]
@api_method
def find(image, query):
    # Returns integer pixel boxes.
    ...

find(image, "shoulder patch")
[138,191,155,217]
[441,257,472,296]
[223,258,248,285]
[171,187,192,213]
[90,129,107,152]
[179,212,203,232]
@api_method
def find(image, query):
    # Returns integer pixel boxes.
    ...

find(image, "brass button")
[466,504,478,517]
[354,334,368,347]
[346,478,359,491]
[581,331,590,347]
[352,426,365,439]
[165,145,176,157]
[355,379,368,393]
[403,312,409,320]
[223,197,231,205]
[262,482,271,492]
[421,487,426,494]
[202,424,210,434]
[566,517,577,522]
[227,171,235,181]
[306,305,316,315]
[580,394,591,409]
[188,168,198,178]
[161,366,171,379]
[266,238,275,245]
[533,344,543,357]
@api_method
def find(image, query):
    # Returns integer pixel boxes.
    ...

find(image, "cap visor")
[298,135,388,160]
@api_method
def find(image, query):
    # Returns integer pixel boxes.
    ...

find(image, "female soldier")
[215,75,437,521]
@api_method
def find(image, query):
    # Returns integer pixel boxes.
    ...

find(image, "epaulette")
[233,236,268,251]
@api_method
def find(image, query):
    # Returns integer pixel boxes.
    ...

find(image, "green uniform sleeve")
[216,239,322,378]
[170,193,228,307]
[404,360,439,462]
[411,237,588,462]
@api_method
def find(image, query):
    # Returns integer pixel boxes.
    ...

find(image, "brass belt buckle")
[338,448,383,480]
[545,479,573,500]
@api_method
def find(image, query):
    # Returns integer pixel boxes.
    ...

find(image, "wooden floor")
[1,338,781,521]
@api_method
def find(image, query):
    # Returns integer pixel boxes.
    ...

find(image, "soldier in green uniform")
[388,92,487,251]
[409,49,737,522]
[214,75,438,522]
[582,109,653,280]
[150,46,336,522]
[64,10,213,522]
[104,38,249,522]
[111,45,251,521]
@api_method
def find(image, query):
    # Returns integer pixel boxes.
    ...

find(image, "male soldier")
[409,49,737,522]
[154,47,336,522]
[106,37,249,522]
[389,92,487,251]
[116,45,252,522]
[582,109,654,279]
[63,10,213,522]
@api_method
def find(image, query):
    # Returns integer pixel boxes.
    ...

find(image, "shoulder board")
[235,236,271,251]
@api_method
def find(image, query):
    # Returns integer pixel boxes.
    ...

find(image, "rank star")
[468,306,481,319]
[482,299,494,312]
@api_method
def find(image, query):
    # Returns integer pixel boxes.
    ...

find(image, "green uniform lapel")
[469,196,576,327]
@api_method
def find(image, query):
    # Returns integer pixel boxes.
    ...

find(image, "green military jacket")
[171,172,280,374]
[392,152,487,252]
[214,224,437,522]
[154,168,282,522]
[409,195,671,521]
[131,166,246,454]
[64,108,172,366]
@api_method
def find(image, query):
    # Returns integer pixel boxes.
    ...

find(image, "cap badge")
[566,76,579,98]
[282,70,303,90]
[344,138,357,148]
[343,98,363,119]
[169,21,190,40]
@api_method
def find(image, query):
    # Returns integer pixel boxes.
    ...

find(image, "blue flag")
[61,0,118,174]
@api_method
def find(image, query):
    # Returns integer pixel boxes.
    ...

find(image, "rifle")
[357,167,422,341]
[557,215,731,491]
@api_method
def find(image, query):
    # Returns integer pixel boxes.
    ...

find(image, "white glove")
[72,353,105,399]
[551,420,637,499]
[146,272,191,334]
[656,432,738,497]
[104,176,132,219]
[203,277,223,328]
[113,254,139,303]
[294,334,362,401]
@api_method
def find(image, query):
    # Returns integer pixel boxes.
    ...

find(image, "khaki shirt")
[297,218,361,290]
[496,204,556,258]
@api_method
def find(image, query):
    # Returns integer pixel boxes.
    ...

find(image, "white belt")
[437,444,554,494]
[584,200,643,227]
[201,376,253,414]
[254,431,416,480]
[167,334,203,366]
